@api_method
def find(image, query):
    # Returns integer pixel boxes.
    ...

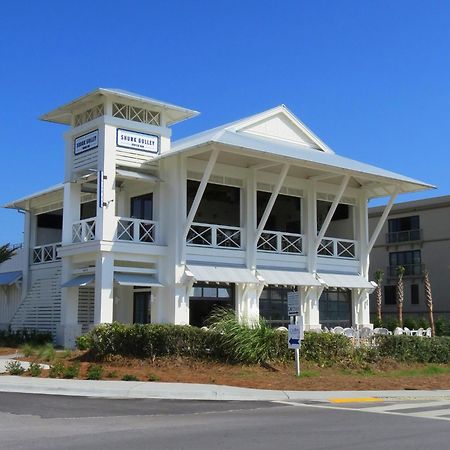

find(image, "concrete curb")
[1,376,450,403]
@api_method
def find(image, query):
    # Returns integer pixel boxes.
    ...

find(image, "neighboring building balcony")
[387,263,424,278]
[32,242,61,264]
[71,217,157,244]
[386,229,422,244]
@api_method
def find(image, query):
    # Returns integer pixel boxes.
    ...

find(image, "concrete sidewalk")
[1,376,450,403]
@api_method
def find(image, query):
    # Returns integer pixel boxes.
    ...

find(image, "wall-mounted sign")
[74,130,99,155]
[116,128,159,153]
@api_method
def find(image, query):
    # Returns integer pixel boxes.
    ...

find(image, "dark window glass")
[131,193,153,220]
[257,191,301,233]
[37,212,63,230]
[133,291,151,324]
[187,180,240,227]
[384,285,396,305]
[319,289,351,328]
[388,216,420,233]
[389,250,422,276]
[259,286,292,327]
[80,201,97,220]
[411,284,419,305]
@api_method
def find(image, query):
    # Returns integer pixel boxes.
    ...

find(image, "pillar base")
[56,324,82,349]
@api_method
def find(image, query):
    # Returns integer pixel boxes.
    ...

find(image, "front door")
[133,291,151,324]
[189,283,235,327]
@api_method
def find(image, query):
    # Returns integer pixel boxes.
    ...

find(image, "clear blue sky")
[1,0,449,244]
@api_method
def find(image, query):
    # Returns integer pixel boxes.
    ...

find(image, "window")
[257,192,301,233]
[319,288,351,328]
[187,180,240,227]
[131,193,153,220]
[411,284,419,305]
[133,291,151,324]
[384,285,396,305]
[37,212,63,229]
[389,250,422,276]
[259,287,293,327]
[387,216,420,243]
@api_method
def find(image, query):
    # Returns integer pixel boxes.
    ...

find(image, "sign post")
[287,292,303,377]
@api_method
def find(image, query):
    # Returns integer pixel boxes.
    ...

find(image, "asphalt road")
[1,392,450,450]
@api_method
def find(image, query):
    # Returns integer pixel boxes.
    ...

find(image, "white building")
[0,88,432,347]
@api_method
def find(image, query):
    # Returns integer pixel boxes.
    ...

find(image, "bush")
[63,364,80,379]
[0,329,52,347]
[86,364,103,380]
[147,373,161,382]
[37,343,56,362]
[76,334,92,351]
[49,362,64,378]
[122,374,139,381]
[27,362,42,377]
[5,360,25,375]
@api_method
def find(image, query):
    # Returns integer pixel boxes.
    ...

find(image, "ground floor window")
[259,286,293,327]
[319,288,351,328]
[189,283,235,327]
[133,290,151,324]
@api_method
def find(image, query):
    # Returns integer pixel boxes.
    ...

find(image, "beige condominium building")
[369,195,450,320]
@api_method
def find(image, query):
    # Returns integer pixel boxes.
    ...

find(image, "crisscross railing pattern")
[72,218,96,243]
[116,218,156,243]
[318,237,357,259]
[187,223,242,249]
[32,243,61,264]
[257,231,304,254]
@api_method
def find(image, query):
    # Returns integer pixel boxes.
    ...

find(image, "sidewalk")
[1,376,450,403]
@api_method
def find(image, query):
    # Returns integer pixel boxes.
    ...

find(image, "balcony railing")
[72,218,96,243]
[116,217,156,243]
[32,243,61,264]
[318,237,357,259]
[257,231,304,254]
[386,229,422,244]
[187,223,242,249]
[387,264,424,278]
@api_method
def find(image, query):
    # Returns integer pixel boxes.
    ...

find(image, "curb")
[1,377,450,403]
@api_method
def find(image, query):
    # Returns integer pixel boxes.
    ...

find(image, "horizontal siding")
[0,285,22,327]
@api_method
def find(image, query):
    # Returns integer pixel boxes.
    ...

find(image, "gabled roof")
[40,88,199,126]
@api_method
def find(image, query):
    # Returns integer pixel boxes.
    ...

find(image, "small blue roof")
[0,271,22,286]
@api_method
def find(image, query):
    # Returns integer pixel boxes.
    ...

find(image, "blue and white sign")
[116,128,159,153]
[74,130,99,155]
[288,324,301,349]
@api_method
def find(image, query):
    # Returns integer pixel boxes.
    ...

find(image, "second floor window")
[389,250,422,276]
[131,193,153,220]
[388,215,420,243]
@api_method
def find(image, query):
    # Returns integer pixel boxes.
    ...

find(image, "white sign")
[287,291,299,316]
[116,128,159,153]
[74,130,99,155]
[288,324,301,349]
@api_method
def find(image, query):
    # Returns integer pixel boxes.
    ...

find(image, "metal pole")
[295,315,300,377]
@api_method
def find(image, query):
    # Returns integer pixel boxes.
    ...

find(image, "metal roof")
[40,88,199,126]
[3,184,63,210]
[0,271,22,286]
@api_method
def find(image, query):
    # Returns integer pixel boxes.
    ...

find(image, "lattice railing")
[257,231,304,254]
[32,243,61,264]
[112,103,160,126]
[74,104,104,127]
[116,217,156,243]
[72,218,96,243]
[318,237,357,259]
[187,223,242,249]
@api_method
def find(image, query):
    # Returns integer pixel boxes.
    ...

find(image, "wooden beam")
[254,164,290,242]
[314,175,350,252]
[183,148,220,239]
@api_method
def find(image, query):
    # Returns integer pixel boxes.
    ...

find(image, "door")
[133,291,151,324]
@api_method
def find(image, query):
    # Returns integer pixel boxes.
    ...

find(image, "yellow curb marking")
[329,397,384,404]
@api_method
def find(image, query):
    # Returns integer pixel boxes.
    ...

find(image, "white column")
[352,289,371,329]
[62,182,81,244]
[236,284,259,326]
[21,211,31,300]
[94,252,114,324]
[245,169,257,270]
[301,286,322,330]
[306,181,317,273]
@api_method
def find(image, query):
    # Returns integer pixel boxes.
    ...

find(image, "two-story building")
[0,88,432,347]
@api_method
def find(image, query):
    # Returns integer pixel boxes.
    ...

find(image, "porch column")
[236,283,260,326]
[62,182,81,244]
[57,257,82,348]
[94,252,114,324]
[301,286,322,330]
[352,289,371,328]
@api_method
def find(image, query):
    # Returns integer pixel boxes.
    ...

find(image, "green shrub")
[27,362,42,377]
[0,329,52,347]
[147,373,161,382]
[417,317,429,329]
[122,374,139,381]
[76,334,92,351]
[106,370,118,378]
[86,364,103,380]
[5,360,25,375]
[435,317,449,336]
[63,364,80,379]
[404,317,418,331]
[37,343,56,362]
[49,362,64,378]
[21,343,35,358]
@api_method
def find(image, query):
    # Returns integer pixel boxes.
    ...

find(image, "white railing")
[257,231,304,254]
[116,217,157,243]
[32,243,61,264]
[72,218,96,243]
[318,237,357,259]
[187,223,242,249]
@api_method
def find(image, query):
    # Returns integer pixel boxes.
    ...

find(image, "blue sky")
[0,0,449,244]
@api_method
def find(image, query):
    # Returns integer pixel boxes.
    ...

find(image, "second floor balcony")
[386,229,422,244]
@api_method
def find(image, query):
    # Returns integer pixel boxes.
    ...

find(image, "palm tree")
[396,265,405,328]
[374,269,384,324]
[0,243,16,264]
[423,269,435,336]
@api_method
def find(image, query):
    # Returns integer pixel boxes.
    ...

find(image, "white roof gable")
[226,105,334,153]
